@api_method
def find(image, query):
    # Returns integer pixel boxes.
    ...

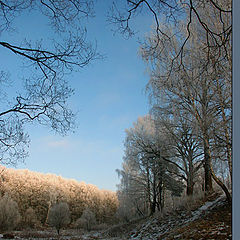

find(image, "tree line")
[0,167,118,229]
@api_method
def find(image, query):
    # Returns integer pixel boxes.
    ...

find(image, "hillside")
[99,192,232,240]
[128,194,231,240]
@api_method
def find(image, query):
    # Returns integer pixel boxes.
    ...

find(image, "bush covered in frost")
[75,208,96,231]
[47,202,70,234]
[0,194,21,231]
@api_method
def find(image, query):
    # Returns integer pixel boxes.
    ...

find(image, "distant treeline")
[0,167,118,225]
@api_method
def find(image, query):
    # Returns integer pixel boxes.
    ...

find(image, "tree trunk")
[186,163,194,195]
[190,95,213,193]
[157,176,164,211]
[146,167,152,215]
[151,176,157,215]
[210,164,232,204]
[215,77,232,184]
[150,201,156,215]
[203,138,213,192]
[186,180,194,195]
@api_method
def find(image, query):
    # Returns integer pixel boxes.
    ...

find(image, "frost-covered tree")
[47,202,70,235]
[118,116,184,216]
[140,20,231,202]
[109,0,231,67]
[153,111,204,196]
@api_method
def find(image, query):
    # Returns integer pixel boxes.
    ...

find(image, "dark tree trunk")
[186,182,194,195]
[157,176,164,211]
[146,167,152,215]
[203,139,213,192]
[210,164,232,204]
[151,176,157,215]
[186,163,194,195]
[150,201,156,215]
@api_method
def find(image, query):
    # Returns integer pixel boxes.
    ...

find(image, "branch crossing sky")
[1,1,154,191]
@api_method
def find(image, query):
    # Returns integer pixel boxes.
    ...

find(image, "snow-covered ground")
[127,194,229,240]
[188,194,225,222]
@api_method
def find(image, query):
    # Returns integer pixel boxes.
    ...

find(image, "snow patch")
[189,195,225,222]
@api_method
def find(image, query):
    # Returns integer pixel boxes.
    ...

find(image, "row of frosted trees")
[0,167,118,229]
[117,113,230,220]
[116,0,231,220]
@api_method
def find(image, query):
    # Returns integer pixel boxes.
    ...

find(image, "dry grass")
[102,217,147,238]
[11,229,85,239]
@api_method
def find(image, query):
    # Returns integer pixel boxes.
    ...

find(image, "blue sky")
[1,1,154,191]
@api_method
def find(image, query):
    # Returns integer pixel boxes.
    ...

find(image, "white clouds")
[47,139,70,149]
[33,135,123,158]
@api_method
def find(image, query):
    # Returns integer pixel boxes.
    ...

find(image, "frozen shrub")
[172,191,205,213]
[47,202,70,234]
[115,199,137,223]
[0,194,21,231]
[22,207,40,229]
[93,223,108,231]
[74,217,87,230]
[75,208,96,231]
[115,194,147,223]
